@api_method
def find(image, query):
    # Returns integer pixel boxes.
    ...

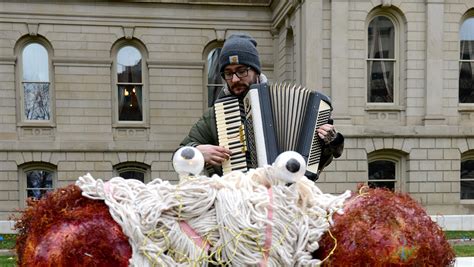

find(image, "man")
[179,34,344,179]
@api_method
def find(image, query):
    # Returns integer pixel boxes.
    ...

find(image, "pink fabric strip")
[179,220,210,251]
[260,187,274,267]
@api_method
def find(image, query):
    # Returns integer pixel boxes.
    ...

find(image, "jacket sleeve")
[179,107,217,148]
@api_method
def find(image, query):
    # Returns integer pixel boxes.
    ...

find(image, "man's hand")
[317,124,337,145]
[196,145,232,166]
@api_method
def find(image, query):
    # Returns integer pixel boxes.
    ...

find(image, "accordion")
[214,83,332,180]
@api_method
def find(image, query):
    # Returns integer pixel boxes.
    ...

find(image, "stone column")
[300,0,323,90]
[424,0,445,125]
[330,0,351,124]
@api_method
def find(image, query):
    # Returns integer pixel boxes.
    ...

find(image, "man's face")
[223,64,259,97]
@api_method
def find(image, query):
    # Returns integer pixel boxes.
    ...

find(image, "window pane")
[22,43,49,82]
[118,85,143,121]
[461,181,474,199]
[26,170,53,200]
[120,170,144,183]
[369,160,395,180]
[24,82,50,120]
[368,181,395,191]
[460,18,474,60]
[461,159,474,199]
[461,160,474,179]
[367,61,394,102]
[207,48,224,107]
[368,16,395,59]
[117,46,142,83]
[459,62,474,103]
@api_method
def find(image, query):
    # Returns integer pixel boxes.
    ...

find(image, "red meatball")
[15,185,132,267]
[315,186,455,266]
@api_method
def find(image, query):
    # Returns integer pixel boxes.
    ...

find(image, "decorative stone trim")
[123,26,135,40]
[27,23,39,36]
[19,126,55,140]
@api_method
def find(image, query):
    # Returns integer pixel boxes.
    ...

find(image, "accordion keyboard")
[307,100,332,173]
[214,97,248,174]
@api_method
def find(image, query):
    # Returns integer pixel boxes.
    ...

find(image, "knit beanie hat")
[219,34,261,74]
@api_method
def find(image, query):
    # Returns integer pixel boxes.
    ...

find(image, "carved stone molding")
[113,127,148,141]
[215,29,225,42]
[368,111,400,122]
[270,27,279,37]
[19,126,55,140]
[123,26,135,40]
[27,23,39,36]
[381,0,392,7]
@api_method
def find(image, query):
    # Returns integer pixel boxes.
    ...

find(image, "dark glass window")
[368,160,396,190]
[26,170,53,200]
[117,164,147,183]
[367,16,395,103]
[461,159,474,199]
[22,43,50,120]
[117,46,143,121]
[459,18,474,103]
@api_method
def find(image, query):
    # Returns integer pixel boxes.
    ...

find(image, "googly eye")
[272,151,306,183]
[172,146,204,176]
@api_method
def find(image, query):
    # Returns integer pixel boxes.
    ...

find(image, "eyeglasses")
[221,67,251,80]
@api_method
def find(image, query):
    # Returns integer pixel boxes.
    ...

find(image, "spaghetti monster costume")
[14,149,455,266]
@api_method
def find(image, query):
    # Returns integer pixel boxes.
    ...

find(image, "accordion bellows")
[215,83,332,180]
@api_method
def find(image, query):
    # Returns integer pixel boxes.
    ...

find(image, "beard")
[228,75,258,97]
[229,82,250,97]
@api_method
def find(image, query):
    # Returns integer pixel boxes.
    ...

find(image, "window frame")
[459,16,474,105]
[114,162,150,183]
[19,163,57,208]
[15,37,55,127]
[367,151,405,192]
[203,41,224,108]
[460,152,474,203]
[111,39,149,127]
[365,10,403,109]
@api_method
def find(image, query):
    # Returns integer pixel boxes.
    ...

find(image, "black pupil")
[182,148,195,160]
[286,159,300,173]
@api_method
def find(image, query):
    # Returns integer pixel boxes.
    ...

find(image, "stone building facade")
[0,0,474,221]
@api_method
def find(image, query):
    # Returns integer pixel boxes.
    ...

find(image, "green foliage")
[0,234,16,249]
[453,244,474,257]
[0,256,16,267]
[445,231,474,240]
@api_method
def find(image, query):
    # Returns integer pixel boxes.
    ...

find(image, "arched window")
[367,15,397,103]
[459,17,474,103]
[368,151,405,191]
[21,42,51,121]
[114,162,149,183]
[116,45,144,122]
[19,163,56,207]
[461,155,474,200]
[205,46,224,107]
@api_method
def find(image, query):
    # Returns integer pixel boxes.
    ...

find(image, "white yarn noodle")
[76,165,350,267]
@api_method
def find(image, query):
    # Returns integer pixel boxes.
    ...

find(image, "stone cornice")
[52,57,112,67]
[147,59,205,69]
[0,56,16,65]
[271,0,296,30]
[0,13,271,31]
